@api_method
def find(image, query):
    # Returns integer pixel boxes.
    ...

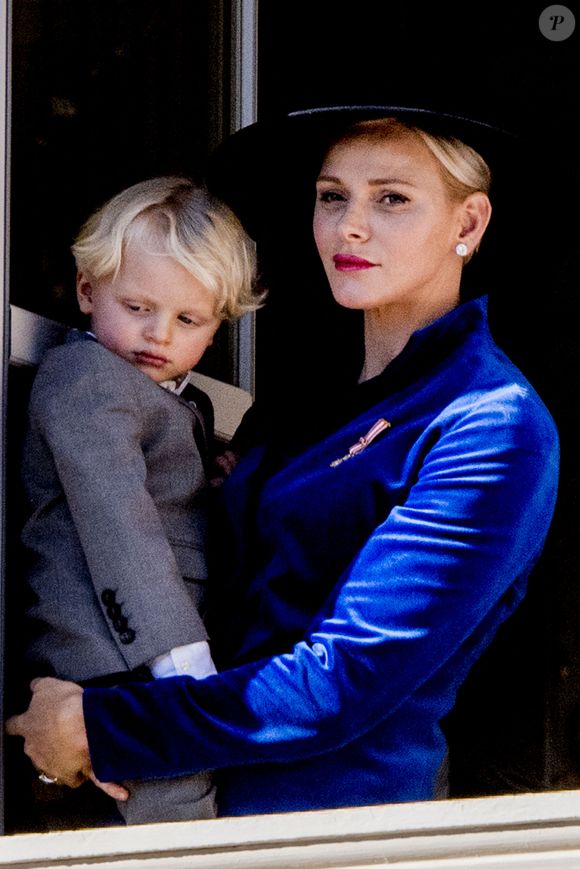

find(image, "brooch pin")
[330,418,391,467]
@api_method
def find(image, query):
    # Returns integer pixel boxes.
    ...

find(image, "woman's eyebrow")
[368,177,415,187]
[316,174,415,187]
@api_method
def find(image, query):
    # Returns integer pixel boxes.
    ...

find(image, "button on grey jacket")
[21,331,210,682]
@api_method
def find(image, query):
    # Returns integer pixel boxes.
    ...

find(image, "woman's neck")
[359,292,460,383]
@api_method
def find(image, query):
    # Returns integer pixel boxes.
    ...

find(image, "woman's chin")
[329,288,372,311]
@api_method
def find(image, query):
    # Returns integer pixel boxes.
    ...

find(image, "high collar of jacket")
[354,294,490,403]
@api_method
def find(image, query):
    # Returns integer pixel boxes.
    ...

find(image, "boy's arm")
[149,642,216,679]
[29,346,209,671]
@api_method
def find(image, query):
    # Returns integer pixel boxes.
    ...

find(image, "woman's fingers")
[89,771,129,801]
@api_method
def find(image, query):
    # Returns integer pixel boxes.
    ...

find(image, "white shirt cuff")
[149,640,217,679]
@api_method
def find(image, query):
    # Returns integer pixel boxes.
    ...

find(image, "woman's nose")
[338,202,371,241]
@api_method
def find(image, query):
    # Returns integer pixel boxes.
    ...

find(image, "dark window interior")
[10,0,233,380]
[5,0,232,833]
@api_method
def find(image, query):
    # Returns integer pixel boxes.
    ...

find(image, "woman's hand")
[6,677,90,787]
[5,677,128,801]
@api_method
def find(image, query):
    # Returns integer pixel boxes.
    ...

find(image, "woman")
[7,106,559,815]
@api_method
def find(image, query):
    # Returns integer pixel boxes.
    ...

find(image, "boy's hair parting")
[71,176,264,320]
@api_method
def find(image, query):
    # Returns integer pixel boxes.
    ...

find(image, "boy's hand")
[5,677,127,801]
[210,449,239,486]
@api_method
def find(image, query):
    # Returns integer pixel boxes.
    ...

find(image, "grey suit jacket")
[21,331,211,682]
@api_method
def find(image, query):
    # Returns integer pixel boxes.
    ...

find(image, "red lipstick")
[333,254,378,272]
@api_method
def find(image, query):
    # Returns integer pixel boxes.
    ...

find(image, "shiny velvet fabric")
[84,297,559,815]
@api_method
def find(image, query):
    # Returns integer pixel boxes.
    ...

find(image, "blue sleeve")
[84,388,559,782]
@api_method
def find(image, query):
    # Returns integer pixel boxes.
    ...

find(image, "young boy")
[20,176,261,824]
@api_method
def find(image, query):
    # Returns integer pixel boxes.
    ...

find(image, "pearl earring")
[455,242,468,257]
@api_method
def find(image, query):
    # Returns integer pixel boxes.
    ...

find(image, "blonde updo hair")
[337,118,491,197]
[71,176,264,320]
[333,118,492,261]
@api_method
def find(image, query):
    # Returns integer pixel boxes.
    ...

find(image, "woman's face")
[313,130,467,315]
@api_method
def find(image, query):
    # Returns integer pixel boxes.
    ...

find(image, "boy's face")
[76,242,221,383]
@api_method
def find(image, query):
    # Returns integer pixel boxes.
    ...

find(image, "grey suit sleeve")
[29,350,208,670]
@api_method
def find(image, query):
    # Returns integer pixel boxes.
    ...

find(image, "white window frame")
[2,791,580,866]
[229,0,258,396]
[3,0,580,862]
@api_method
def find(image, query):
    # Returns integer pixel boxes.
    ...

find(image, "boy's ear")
[76,272,95,314]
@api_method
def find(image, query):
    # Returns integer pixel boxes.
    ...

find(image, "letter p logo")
[539,5,576,40]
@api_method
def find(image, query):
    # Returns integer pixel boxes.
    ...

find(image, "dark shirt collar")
[251,296,490,464]
[65,328,97,345]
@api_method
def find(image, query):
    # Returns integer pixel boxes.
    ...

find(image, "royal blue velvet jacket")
[84,297,559,815]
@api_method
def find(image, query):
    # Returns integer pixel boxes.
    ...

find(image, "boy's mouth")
[133,351,169,367]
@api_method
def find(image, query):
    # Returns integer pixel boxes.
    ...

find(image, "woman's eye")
[379,192,409,206]
[126,303,143,312]
[317,189,345,204]
[178,315,196,326]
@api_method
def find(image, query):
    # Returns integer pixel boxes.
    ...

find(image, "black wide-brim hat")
[206,105,519,243]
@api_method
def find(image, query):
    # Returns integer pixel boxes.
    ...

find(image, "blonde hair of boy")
[71,176,263,320]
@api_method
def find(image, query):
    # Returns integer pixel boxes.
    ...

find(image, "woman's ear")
[456,192,492,253]
[76,272,95,314]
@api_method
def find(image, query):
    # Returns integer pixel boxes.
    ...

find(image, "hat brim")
[206,105,518,241]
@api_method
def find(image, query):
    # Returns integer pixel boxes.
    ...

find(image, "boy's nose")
[145,316,172,344]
